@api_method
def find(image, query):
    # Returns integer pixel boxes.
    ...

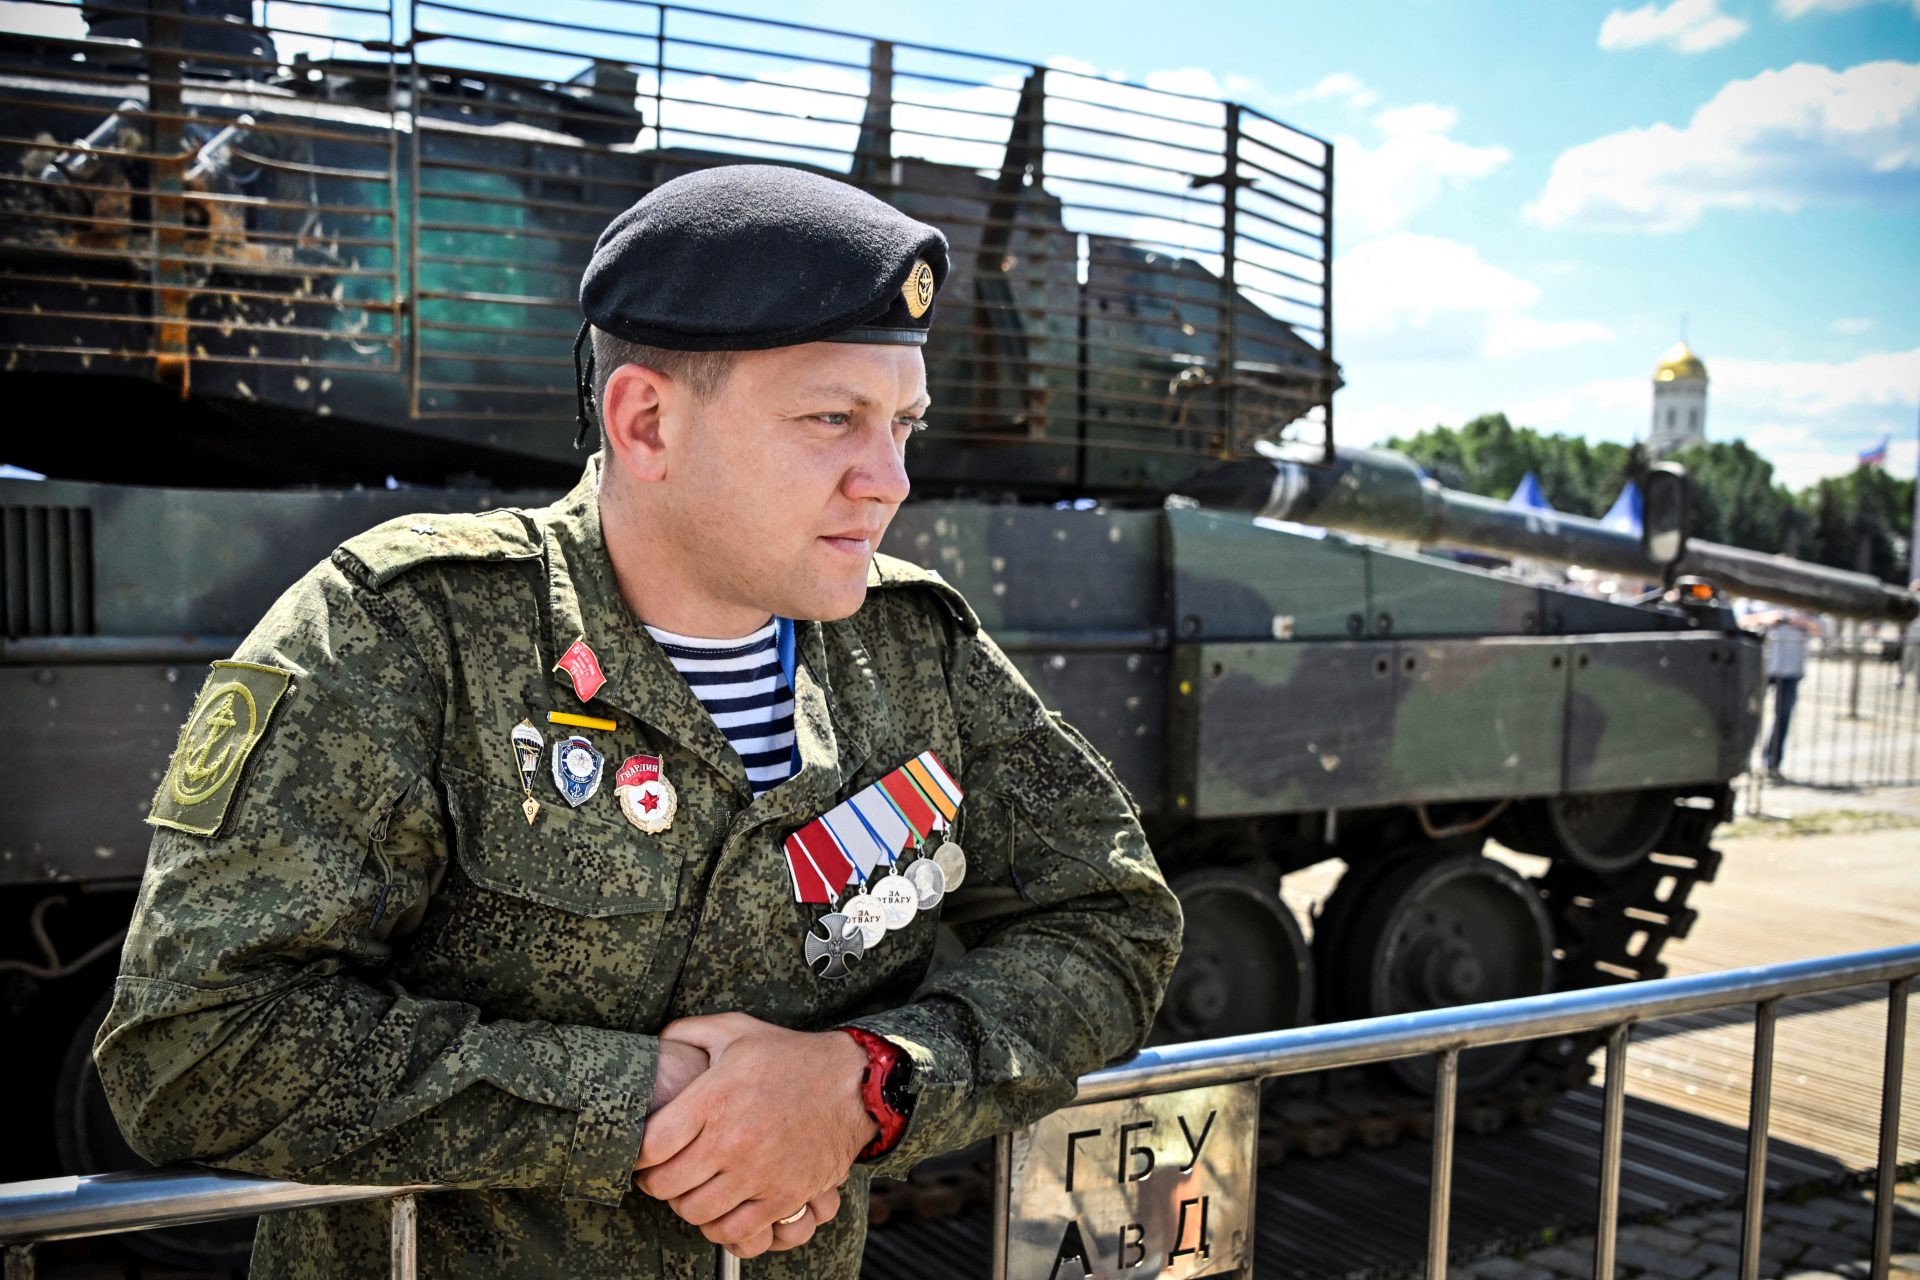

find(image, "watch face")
[882,1055,916,1115]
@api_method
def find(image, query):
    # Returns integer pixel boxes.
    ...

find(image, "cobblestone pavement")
[1457,1174,1920,1280]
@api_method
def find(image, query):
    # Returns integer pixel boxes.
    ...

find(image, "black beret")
[580,164,949,351]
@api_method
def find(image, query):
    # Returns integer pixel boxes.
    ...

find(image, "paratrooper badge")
[148,661,292,837]
[510,719,544,825]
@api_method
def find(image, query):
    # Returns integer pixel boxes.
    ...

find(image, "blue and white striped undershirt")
[645,619,797,796]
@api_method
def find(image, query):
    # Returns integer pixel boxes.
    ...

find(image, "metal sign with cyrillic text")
[1003,1081,1256,1280]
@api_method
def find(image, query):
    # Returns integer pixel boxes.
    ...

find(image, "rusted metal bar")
[1219,101,1242,455]
[145,0,190,398]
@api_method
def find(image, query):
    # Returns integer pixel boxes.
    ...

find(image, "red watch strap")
[843,1028,907,1160]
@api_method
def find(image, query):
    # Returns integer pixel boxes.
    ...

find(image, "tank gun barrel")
[1184,443,1917,623]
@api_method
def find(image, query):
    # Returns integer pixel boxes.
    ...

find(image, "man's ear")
[602,363,673,484]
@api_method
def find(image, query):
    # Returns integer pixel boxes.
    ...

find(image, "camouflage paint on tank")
[1165,630,1752,819]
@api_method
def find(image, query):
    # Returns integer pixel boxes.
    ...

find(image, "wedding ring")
[774,1206,809,1226]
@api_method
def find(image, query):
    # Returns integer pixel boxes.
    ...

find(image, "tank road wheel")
[1324,853,1553,1093]
[1498,789,1674,874]
[1534,789,1674,874]
[55,987,256,1270]
[1151,867,1312,1045]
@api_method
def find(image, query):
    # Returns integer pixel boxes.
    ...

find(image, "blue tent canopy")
[1600,480,1643,536]
[1506,471,1554,512]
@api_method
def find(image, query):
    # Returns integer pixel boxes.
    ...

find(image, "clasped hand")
[632,1013,879,1258]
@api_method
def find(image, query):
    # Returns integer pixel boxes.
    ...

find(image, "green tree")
[1385,419,1914,584]
[1662,441,1797,553]
[1387,413,1634,518]
[1795,466,1914,581]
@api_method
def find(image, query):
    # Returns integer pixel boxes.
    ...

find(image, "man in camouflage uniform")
[95,165,1182,1277]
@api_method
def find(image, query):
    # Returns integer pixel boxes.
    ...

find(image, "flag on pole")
[1860,435,1890,467]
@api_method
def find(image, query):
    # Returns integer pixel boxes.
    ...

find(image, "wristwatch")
[843,1028,915,1160]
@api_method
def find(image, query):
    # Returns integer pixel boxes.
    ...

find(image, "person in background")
[1748,607,1824,781]
[1897,582,1920,690]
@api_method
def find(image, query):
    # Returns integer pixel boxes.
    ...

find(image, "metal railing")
[1747,629,1920,799]
[1,943,1913,1280]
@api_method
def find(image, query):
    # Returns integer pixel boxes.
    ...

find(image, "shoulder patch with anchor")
[148,661,292,837]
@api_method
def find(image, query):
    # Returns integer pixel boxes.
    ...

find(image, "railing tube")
[989,1132,1012,1280]
[1738,999,1778,1280]
[1593,1023,1631,1280]
[1871,976,1909,1280]
[1427,1047,1459,1280]
[390,1193,416,1280]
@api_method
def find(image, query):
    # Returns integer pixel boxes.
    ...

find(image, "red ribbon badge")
[555,636,607,703]
[616,754,661,789]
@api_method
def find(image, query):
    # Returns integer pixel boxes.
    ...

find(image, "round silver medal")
[933,840,967,891]
[841,892,888,949]
[872,872,919,930]
[905,858,947,909]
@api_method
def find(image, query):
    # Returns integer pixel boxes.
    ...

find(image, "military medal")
[615,754,676,834]
[934,840,967,891]
[906,856,947,908]
[551,735,605,807]
[805,912,865,980]
[871,866,919,930]
[841,885,889,949]
[510,719,544,826]
[783,749,966,978]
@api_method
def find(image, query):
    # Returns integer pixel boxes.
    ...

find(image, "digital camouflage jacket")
[95,462,1182,1279]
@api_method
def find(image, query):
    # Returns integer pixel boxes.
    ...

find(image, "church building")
[1649,340,1709,455]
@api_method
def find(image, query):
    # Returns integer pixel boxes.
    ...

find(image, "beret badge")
[902,259,935,320]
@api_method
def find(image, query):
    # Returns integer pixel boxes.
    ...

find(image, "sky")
[4,0,1916,492]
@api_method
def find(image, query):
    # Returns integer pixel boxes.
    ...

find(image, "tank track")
[868,799,1727,1222]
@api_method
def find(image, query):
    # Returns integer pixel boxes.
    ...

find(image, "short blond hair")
[590,327,738,415]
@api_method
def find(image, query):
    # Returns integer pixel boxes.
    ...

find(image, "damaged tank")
[2,0,1912,1261]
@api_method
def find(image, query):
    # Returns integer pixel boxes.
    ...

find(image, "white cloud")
[1487,317,1618,358]
[1776,0,1920,17]
[1712,347,1920,414]
[1336,233,1611,360]
[1600,0,1750,52]
[1337,103,1510,235]
[1832,316,1877,334]
[1298,72,1379,109]
[1332,400,1477,447]
[1529,60,1920,231]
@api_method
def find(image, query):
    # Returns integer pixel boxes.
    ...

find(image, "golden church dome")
[1655,340,1707,382]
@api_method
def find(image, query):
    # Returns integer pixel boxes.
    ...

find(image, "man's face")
[652,341,925,623]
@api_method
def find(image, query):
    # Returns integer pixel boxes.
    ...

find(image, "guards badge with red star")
[615,754,677,834]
